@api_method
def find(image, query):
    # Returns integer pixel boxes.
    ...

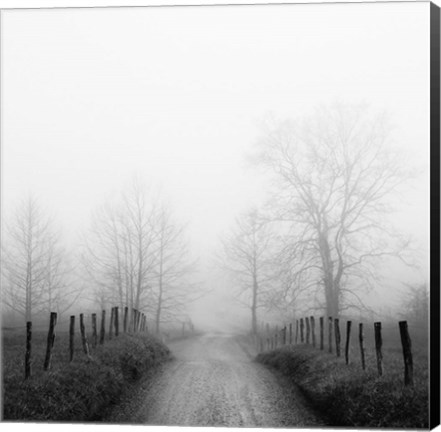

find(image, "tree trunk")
[251,274,258,334]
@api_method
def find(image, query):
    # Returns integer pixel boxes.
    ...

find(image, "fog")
[1,2,430,332]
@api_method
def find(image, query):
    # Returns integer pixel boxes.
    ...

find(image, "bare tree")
[151,204,197,334]
[81,179,158,315]
[219,208,276,334]
[254,103,411,318]
[1,197,74,321]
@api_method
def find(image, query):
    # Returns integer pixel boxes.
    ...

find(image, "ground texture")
[108,332,324,427]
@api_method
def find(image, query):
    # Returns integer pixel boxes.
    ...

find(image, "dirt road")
[109,332,324,427]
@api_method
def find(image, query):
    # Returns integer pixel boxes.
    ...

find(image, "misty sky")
[1,2,430,316]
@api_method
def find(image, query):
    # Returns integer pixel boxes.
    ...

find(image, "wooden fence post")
[300,318,304,343]
[374,322,383,376]
[311,316,316,348]
[289,323,293,345]
[399,321,413,386]
[25,321,32,379]
[345,320,352,365]
[319,317,324,350]
[295,319,299,344]
[334,318,341,357]
[305,317,310,344]
[328,316,333,353]
[123,306,128,333]
[43,312,57,370]
[283,326,287,345]
[275,325,279,348]
[109,307,115,339]
[359,323,366,370]
[91,313,97,348]
[80,313,90,356]
[99,310,106,344]
[132,308,136,332]
[69,315,75,361]
[114,307,119,336]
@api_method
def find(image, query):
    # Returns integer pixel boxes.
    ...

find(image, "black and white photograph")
[1,0,439,429]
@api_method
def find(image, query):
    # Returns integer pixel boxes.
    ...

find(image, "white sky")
[1,2,431,307]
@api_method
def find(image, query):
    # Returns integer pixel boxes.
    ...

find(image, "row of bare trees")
[219,104,423,334]
[1,198,79,321]
[82,181,199,334]
[2,181,199,334]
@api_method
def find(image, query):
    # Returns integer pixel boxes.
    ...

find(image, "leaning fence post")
[334,318,341,357]
[114,307,119,336]
[399,321,414,386]
[310,316,316,348]
[99,310,106,344]
[43,312,57,370]
[359,323,366,370]
[25,321,32,379]
[91,313,97,348]
[123,306,128,333]
[289,323,293,345]
[319,317,324,350]
[345,320,352,365]
[80,313,90,356]
[135,309,140,332]
[109,307,114,339]
[305,317,310,344]
[328,316,333,353]
[69,315,75,361]
[295,319,299,344]
[374,322,383,376]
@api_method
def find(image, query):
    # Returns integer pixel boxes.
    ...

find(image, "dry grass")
[2,328,171,422]
[256,341,429,428]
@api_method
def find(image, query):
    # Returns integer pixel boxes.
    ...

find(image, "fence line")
[22,304,152,380]
[257,315,416,387]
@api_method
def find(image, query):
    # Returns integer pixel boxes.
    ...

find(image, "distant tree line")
[1,180,199,334]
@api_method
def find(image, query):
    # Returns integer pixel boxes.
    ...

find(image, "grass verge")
[3,332,171,422]
[256,345,428,428]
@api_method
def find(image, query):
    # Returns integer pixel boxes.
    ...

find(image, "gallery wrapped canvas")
[1,0,439,429]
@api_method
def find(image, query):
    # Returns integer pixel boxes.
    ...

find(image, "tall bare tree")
[219,208,276,334]
[82,180,158,314]
[151,204,196,334]
[254,104,411,318]
[1,197,73,321]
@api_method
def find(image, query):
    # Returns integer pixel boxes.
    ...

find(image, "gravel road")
[108,332,324,427]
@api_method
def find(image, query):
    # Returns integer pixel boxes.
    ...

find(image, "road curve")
[108,332,324,427]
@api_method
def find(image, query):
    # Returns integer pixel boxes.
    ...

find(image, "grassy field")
[256,324,429,428]
[2,326,171,422]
